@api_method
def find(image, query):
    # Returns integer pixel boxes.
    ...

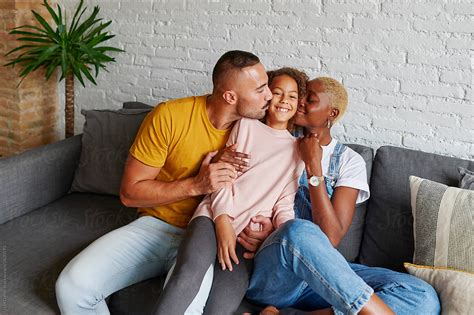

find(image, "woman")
[246,77,440,315]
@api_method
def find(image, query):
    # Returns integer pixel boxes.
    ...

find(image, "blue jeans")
[247,219,440,315]
[55,216,184,315]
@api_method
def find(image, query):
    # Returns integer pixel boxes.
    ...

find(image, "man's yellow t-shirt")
[129,95,232,228]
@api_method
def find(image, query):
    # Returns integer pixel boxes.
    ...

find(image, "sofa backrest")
[337,144,373,262]
[359,145,474,272]
[0,135,82,224]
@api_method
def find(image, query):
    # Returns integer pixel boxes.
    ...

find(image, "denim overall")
[294,142,346,221]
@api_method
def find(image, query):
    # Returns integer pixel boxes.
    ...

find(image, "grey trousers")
[153,216,252,315]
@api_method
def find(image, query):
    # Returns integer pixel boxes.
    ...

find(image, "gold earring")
[327,119,331,128]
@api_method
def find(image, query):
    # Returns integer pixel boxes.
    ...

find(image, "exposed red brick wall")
[0,0,59,158]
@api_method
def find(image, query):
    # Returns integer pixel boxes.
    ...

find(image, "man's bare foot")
[260,305,280,315]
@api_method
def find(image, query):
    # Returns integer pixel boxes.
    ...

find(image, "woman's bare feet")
[260,306,280,315]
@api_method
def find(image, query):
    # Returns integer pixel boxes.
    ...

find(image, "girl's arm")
[272,174,299,229]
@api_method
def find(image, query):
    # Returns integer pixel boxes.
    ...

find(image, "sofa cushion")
[458,166,474,190]
[71,108,151,196]
[359,146,474,272]
[409,176,473,272]
[0,193,136,315]
[337,144,373,262]
[123,101,154,109]
[404,263,474,315]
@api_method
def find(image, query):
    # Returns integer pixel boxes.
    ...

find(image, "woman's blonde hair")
[316,77,348,123]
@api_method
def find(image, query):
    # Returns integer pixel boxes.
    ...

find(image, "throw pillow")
[409,176,473,272]
[71,108,152,196]
[404,263,474,315]
[458,166,474,190]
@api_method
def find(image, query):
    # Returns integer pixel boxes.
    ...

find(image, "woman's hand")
[215,214,239,271]
[298,132,323,175]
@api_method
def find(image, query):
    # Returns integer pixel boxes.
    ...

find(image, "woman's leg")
[203,243,252,315]
[153,217,217,315]
[350,264,440,315]
[55,216,184,315]
[247,219,373,314]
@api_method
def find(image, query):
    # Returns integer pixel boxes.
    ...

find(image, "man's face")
[234,63,273,120]
[294,80,332,128]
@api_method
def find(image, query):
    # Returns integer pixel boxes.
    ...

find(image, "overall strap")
[327,142,346,181]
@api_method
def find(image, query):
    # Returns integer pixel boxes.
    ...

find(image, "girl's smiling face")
[265,74,299,130]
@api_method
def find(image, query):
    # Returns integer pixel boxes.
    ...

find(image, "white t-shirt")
[320,139,370,204]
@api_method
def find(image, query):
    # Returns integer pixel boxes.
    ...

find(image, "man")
[55,50,273,314]
[245,78,440,315]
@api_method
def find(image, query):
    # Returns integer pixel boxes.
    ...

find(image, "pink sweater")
[192,118,305,235]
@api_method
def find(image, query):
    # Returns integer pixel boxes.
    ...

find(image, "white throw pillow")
[405,263,474,315]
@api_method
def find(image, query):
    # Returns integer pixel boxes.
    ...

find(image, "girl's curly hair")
[267,67,309,99]
[266,67,309,132]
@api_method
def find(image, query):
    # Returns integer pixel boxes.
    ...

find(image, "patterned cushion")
[409,176,473,272]
[458,167,474,190]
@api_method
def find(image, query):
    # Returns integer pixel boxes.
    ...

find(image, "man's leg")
[350,264,440,315]
[154,217,217,315]
[203,243,252,315]
[55,216,184,315]
[247,219,374,314]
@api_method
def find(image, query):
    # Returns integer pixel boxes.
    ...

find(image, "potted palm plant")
[4,0,124,138]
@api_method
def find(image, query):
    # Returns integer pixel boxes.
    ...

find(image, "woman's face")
[266,74,299,128]
[294,79,333,129]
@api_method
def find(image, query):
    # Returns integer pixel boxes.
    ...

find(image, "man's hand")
[211,144,250,174]
[215,214,239,271]
[237,215,274,259]
[192,151,237,195]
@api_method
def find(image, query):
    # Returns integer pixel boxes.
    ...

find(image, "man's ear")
[330,108,340,122]
[222,90,237,105]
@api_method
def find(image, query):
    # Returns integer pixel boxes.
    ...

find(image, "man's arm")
[120,152,237,208]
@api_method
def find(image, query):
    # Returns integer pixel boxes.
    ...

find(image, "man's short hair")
[316,77,348,123]
[212,50,260,88]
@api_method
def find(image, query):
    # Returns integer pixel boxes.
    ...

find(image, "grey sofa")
[1,102,472,315]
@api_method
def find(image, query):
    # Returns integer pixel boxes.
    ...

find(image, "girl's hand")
[215,214,239,271]
[211,143,250,174]
[298,132,323,175]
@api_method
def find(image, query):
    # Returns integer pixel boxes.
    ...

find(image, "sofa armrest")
[0,135,82,224]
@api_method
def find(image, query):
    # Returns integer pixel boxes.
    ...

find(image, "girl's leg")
[153,217,217,315]
[203,243,253,315]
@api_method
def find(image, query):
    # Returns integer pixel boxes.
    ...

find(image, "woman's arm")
[299,134,359,247]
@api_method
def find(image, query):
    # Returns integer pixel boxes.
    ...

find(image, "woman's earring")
[327,119,332,129]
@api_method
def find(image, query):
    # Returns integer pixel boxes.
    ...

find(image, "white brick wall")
[60,0,473,159]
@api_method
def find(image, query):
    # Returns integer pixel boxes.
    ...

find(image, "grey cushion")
[359,146,474,272]
[409,176,474,272]
[71,108,151,196]
[337,144,374,262]
[0,193,136,315]
[458,167,474,190]
[0,135,81,225]
[123,101,154,109]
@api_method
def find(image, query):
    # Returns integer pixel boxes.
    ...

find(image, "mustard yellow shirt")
[129,95,232,228]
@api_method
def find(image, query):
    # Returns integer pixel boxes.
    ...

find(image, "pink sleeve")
[210,119,242,220]
[272,173,299,228]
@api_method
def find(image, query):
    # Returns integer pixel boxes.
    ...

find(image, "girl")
[154,68,309,315]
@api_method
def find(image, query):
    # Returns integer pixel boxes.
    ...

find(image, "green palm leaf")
[4,0,123,86]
